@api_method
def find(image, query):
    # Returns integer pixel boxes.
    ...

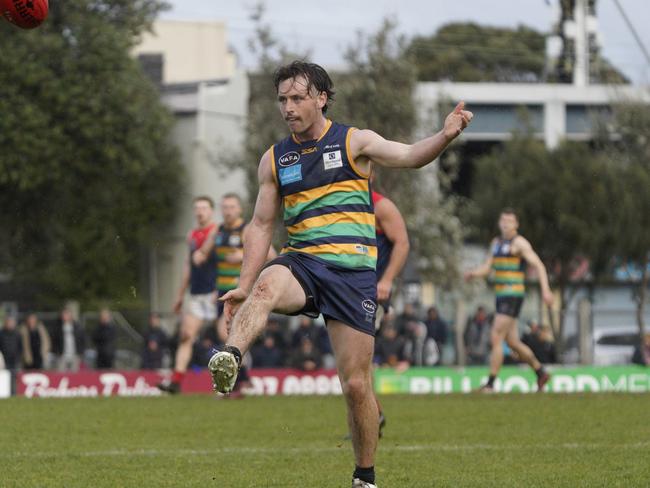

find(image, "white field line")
[3,442,650,459]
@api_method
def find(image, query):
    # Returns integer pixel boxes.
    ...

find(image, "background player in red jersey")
[158,196,218,394]
[371,187,409,437]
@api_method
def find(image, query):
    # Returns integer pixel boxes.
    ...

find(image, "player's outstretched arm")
[464,239,495,281]
[352,101,473,169]
[516,237,554,306]
[192,226,217,266]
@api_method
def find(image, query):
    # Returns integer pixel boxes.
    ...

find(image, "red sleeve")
[372,191,384,206]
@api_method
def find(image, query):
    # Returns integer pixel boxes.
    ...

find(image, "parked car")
[593,326,640,365]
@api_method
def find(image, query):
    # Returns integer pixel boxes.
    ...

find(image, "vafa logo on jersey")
[278,151,300,167]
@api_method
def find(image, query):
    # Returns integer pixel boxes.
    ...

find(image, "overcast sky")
[163,0,650,84]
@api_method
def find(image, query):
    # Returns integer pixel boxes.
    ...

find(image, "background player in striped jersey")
[464,208,553,392]
[195,193,275,396]
[210,61,472,488]
[158,196,217,394]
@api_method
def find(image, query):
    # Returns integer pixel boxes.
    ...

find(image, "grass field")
[1,393,649,487]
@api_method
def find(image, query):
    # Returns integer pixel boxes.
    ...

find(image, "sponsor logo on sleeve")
[323,150,343,170]
[279,164,303,185]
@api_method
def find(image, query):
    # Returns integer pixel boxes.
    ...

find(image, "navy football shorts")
[216,290,228,317]
[264,252,378,336]
[496,296,524,319]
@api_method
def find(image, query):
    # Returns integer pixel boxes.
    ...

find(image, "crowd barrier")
[1,365,648,399]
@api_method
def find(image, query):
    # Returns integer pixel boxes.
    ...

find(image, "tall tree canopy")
[407,22,628,84]
[0,0,182,304]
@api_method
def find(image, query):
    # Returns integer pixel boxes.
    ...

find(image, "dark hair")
[500,207,518,220]
[193,195,215,209]
[273,61,335,114]
[222,193,242,204]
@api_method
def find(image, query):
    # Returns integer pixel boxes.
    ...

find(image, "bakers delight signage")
[16,369,342,398]
[18,371,163,398]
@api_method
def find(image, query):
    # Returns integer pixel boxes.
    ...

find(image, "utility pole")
[556,0,599,85]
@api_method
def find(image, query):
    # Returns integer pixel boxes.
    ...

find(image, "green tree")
[0,0,181,304]
[471,132,619,355]
[407,22,627,84]
[408,23,547,82]
[332,20,466,288]
[218,4,305,215]
[606,101,650,340]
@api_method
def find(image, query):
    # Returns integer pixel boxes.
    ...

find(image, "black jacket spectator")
[141,313,169,369]
[93,309,117,369]
[395,303,419,337]
[291,316,318,349]
[632,333,650,366]
[252,335,283,368]
[290,337,322,371]
[522,322,557,364]
[265,317,288,356]
[424,307,448,349]
[375,327,405,366]
[0,316,22,370]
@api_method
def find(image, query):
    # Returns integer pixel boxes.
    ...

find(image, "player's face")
[193,200,213,227]
[221,197,242,225]
[498,213,519,237]
[277,75,326,134]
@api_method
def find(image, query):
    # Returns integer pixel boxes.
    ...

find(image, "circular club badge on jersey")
[278,151,300,167]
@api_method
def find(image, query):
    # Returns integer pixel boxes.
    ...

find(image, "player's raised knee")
[251,275,277,304]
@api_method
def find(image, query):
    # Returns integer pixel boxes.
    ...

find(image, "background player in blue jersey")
[158,196,217,394]
[210,61,472,488]
[371,188,409,437]
[465,208,554,392]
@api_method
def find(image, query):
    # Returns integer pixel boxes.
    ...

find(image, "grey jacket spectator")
[51,308,85,371]
[141,313,168,369]
[464,306,492,365]
[403,321,439,366]
[0,316,22,370]
[19,313,51,370]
